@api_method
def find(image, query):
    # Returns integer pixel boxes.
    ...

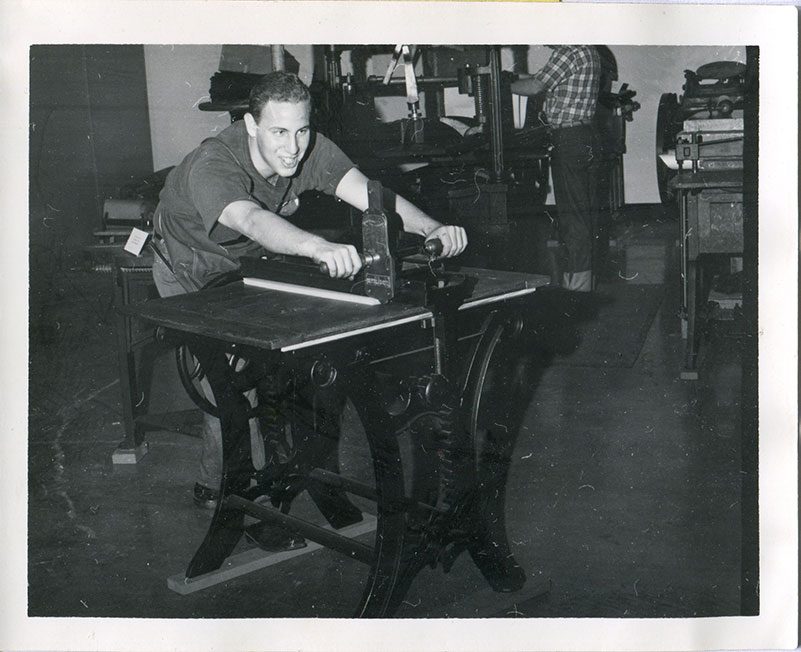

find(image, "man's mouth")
[280,157,298,168]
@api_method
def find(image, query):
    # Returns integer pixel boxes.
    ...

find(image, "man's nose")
[286,134,300,154]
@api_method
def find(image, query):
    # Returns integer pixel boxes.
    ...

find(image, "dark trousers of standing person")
[550,123,603,292]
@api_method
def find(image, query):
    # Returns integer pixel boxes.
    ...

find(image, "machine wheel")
[460,311,527,592]
[180,311,529,617]
[369,310,530,615]
[717,98,734,117]
[656,92,681,207]
[175,344,219,417]
[175,345,259,419]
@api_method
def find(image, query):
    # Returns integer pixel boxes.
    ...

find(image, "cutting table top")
[124,267,550,352]
[673,169,744,190]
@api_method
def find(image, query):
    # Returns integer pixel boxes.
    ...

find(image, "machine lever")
[318,238,443,276]
[423,238,444,257]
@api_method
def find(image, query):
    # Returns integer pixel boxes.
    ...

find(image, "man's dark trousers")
[550,123,604,277]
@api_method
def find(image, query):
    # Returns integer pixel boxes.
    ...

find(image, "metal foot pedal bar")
[224,494,375,565]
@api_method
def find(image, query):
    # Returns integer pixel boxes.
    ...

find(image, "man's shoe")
[193,483,220,510]
[244,521,307,552]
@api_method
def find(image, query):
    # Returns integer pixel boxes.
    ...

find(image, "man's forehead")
[258,100,311,126]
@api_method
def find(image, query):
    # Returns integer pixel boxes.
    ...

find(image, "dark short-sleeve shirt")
[156,120,355,289]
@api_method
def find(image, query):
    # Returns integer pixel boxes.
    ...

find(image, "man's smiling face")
[245,99,311,180]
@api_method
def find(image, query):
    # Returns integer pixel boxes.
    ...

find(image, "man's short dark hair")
[248,71,311,121]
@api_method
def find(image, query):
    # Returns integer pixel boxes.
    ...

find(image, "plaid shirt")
[533,45,601,125]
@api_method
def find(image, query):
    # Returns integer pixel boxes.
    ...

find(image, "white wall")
[144,44,315,171]
[144,45,229,171]
[144,44,747,203]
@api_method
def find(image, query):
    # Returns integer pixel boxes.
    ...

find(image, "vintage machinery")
[308,45,640,273]
[194,45,638,272]
[119,187,550,615]
[656,60,748,379]
[677,61,747,118]
[656,60,747,203]
[674,122,744,379]
[315,45,531,198]
[239,181,457,307]
[673,118,744,174]
[84,167,174,269]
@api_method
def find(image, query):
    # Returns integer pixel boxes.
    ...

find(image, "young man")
[511,45,602,292]
[151,71,468,518]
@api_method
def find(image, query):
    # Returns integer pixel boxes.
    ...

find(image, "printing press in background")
[655,60,749,378]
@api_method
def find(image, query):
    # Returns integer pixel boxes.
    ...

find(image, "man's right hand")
[220,201,364,278]
[309,240,363,279]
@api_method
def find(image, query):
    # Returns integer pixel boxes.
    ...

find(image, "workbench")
[120,265,549,617]
[674,169,744,379]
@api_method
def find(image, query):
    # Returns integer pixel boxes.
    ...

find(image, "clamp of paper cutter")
[240,179,449,306]
[319,180,442,304]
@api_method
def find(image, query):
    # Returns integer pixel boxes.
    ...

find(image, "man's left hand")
[426,225,468,258]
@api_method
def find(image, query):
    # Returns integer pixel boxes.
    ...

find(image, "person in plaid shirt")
[512,46,603,292]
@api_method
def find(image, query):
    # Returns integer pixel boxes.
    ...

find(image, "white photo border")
[2,2,797,651]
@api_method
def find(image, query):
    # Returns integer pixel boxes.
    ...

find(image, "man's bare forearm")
[510,76,546,97]
[218,200,361,277]
[335,167,467,257]
[219,200,325,257]
[394,193,443,238]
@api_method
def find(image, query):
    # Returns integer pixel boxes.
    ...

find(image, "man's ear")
[243,113,258,137]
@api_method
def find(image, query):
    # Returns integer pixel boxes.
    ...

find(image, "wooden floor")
[26,205,755,622]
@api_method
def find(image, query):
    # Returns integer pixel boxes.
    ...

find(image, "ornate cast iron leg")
[380,309,529,614]
[173,299,532,615]
[184,338,254,578]
[338,364,408,617]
